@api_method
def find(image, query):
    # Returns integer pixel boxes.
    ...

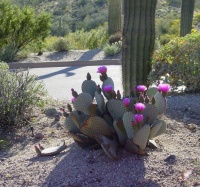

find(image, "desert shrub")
[52,37,69,52]
[0,45,18,62]
[0,61,9,70]
[109,31,122,45]
[103,41,121,56]
[0,69,47,130]
[66,24,109,50]
[149,32,200,92]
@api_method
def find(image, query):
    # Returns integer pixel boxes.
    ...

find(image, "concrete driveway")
[28,65,123,101]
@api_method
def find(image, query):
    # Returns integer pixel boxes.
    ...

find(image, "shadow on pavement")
[78,49,102,61]
[37,66,81,80]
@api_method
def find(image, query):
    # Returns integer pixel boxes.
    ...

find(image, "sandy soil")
[0,94,199,187]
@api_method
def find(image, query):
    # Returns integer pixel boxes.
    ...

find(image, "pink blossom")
[134,103,146,112]
[71,97,76,102]
[136,85,147,92]
[132,120,137,126]
[103,85,113,93]
[158,84,171,93]
[123,98,130,107]
[97,66,107,74]
[134,114,144,123]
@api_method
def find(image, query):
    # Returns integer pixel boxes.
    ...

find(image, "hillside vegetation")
[11,0,200,36]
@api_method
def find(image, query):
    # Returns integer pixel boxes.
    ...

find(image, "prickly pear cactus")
[62,66,170,160]
[81,73,97,100]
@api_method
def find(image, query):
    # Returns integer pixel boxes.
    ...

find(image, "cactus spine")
[180,0,195,37]
[122,0,157,96]
[108,0,122,34]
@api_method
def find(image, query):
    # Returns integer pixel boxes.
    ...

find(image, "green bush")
[103,41,121,56]
[0,61,9,70]
[52,37,69,52]
[66,24,109,50]
[149,32,200,92]
[0,69,47,130]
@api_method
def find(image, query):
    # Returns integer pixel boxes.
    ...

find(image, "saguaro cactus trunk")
[180,0,195,37]
[122,0,157,97]
[108,0,122,35]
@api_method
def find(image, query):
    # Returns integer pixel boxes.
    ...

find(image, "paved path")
[28,65,123,101]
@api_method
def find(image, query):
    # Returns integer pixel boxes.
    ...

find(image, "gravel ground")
[0,51,199,187]
[0,94,199,187]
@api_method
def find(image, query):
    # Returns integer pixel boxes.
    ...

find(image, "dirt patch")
[0,95,200,187]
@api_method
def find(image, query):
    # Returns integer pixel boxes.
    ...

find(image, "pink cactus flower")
[123,98,130,107]
[134,103,146,112]
[134,114,144,123]
[136,85,147,92]
[158,84,171,93]
[97,66,107,74]
[132,120,137,126]
[71,97,76,102]
[103,85,113,93]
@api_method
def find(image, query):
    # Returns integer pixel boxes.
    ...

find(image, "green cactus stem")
[122,0,157,96]
[108,0,122,35]
[180,0,195,37]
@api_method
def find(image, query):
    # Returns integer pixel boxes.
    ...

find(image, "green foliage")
[0,68,47,129]
[103,42,121,56]
[0,61,9,70]
[65,24,109,50]
[149,32,200,92]
[52,37,69,52]
[0,1,51,62]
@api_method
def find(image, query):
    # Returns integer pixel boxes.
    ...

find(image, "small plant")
[0,61,9,70]
[109,31,122,44]
[103,41,121,56]
[52,37,69,52]
[0,68,47,130]
[61,66,170,160]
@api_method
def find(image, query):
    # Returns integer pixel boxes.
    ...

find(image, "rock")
[187,123,197,131]
[164,154,176,164]
[34,133,44,139]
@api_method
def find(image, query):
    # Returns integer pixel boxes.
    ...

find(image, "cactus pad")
[123,111,134,139]
[146,86,158,99]
[81,75,97,100]
[142,104,158,125]
[107,99,126,120]
[95,91,106,114]
[80,116,115,139]
[154,92,166,116]
[73,92,93,115]
[113,120,127,146]
[132,125,150,150]
[102,77,114,99]
[154,120,167,137]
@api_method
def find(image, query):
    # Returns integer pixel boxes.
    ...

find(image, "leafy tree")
[0,0,51,61]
